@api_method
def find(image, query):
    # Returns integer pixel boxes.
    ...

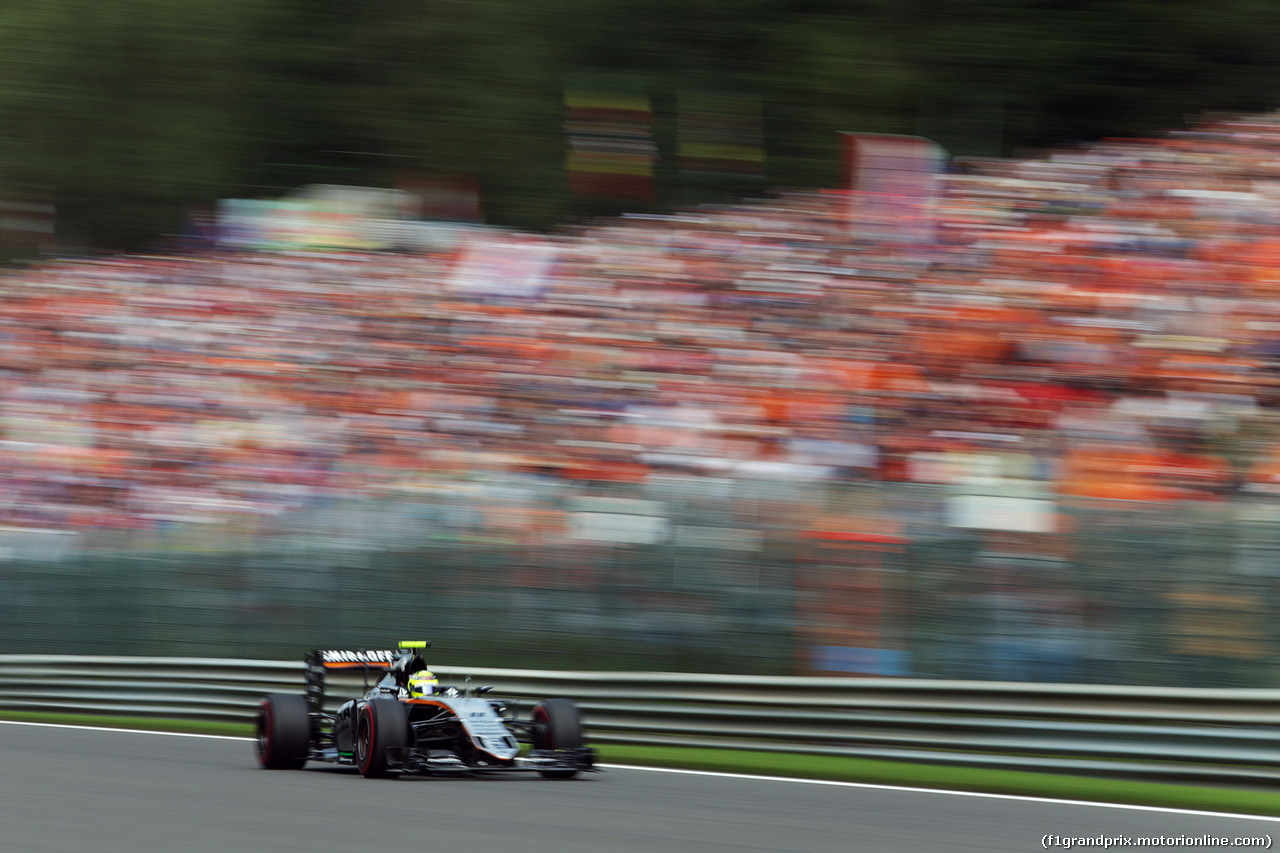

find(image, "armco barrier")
[3,655,1280,783]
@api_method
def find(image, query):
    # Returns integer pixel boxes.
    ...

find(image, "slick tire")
[356,698,409,778]
[532,698,583,779]
[256,693,310,770]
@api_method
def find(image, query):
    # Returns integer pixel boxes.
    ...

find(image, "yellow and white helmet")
[407,670,439,698]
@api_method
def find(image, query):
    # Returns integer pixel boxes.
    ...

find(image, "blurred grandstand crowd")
[7,110,1280,540]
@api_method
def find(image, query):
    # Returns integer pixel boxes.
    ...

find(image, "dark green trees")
[0,0,1278,248]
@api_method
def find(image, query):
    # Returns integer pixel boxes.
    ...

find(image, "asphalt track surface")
[3,723,1279,853]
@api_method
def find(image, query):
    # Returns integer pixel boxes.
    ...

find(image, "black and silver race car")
[255,641,597,779]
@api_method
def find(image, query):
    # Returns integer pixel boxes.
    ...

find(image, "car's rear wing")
[312,649,401,669]
[303,642,431,713]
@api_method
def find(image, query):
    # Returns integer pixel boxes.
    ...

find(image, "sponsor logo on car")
[319,649,397,664]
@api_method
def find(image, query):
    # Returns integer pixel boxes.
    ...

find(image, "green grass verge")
[4,711,1278,816]
[0,710,253,738]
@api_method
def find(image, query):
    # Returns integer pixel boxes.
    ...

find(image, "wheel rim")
[356,717,370,767]
[533,706,550,750]
[257,704,273,762]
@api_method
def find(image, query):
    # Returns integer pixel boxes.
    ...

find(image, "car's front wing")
[385,746,598,775]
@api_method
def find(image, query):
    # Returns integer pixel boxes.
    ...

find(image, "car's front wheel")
[532,698,583,779]
[255,693,310,770]
[356,699,409,778]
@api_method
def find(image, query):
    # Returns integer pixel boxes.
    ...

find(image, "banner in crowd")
[445,234,558,299]
[564,72,657,200]
[217,198,372,251]
[217,186,431,252]
[677,90,764,181]
[841,133,946,245]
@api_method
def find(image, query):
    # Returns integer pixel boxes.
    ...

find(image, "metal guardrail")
[3,656,1280,784]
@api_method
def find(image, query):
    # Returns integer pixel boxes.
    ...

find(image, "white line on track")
[4,719,1276,823]
[599,763,1280,824]
[0,719,247,741]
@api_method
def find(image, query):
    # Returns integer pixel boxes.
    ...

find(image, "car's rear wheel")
[532,698,583,779]
[356,699,409,778]
[256,693,310,770]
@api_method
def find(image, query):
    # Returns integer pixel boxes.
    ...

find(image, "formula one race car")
[255,641,597,779]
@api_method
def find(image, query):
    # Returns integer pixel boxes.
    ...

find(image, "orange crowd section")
[7,111,1280,533]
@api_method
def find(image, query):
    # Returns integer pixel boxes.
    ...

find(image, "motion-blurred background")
[3,0,1280,686]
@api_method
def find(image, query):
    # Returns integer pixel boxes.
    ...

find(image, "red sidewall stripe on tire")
[534,706,550,749]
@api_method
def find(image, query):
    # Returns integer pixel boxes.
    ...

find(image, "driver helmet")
[407,670,439,698]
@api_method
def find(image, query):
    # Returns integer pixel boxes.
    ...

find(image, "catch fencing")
[2,484,1280,686]
[5,485,1280,687]
[3,655,1280,784]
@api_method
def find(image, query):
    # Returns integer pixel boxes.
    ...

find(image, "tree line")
[1,0,1278,248]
